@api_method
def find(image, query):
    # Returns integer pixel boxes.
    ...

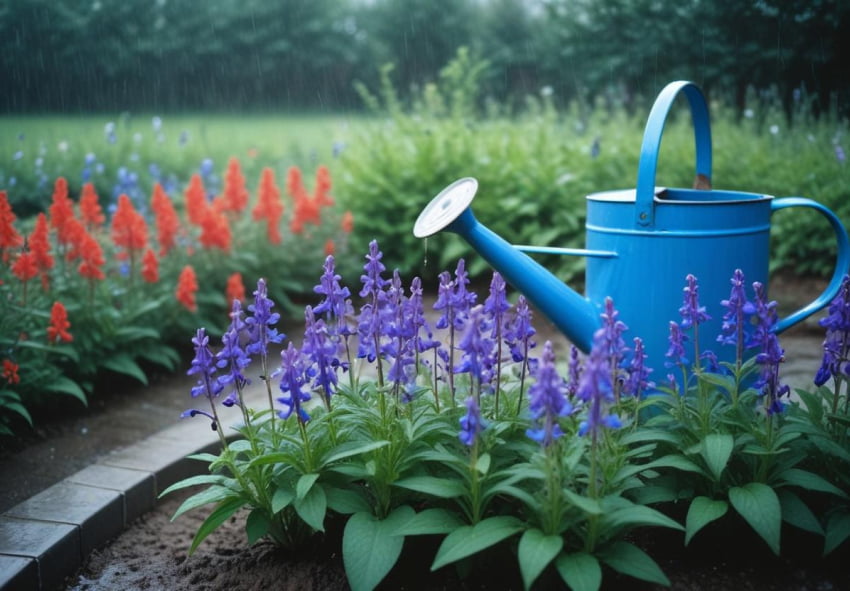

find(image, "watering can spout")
[414,178,600,352]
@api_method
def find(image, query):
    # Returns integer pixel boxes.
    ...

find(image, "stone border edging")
[0,415,225,591]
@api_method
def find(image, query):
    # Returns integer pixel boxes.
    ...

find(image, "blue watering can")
[413,80,850,371]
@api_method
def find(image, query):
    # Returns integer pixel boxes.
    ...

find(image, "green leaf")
[777,489,824,535]
[431,516,523,570]
[685,496,729,545]
[475,453,491,476]
[159,474,234,498]
[43,376,88,406]
[393,476,466,499]
[779,468,849,499]
[518,529,563,590]
[555,552,602,591]
[271,487,294,513]
[171,485,237,520]
[320,440,390,467]
[562,487,603,516]
[189,497,245,555]
[325,487,372,515]
[391,508,464,536]
[102,353,148,385]
[729,483,781,555]
[824,512,850,555]
[114,326,160,341]
[246,508,270,545]
[342,506,415,591]
[3,400,32,425]
[599,541,670,586]
[602,503,684,533]
[296,473,320,500]
[700,433,734,480]
[293,482,326,532]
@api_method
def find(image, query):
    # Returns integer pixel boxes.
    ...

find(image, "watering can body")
[414,80,850,374]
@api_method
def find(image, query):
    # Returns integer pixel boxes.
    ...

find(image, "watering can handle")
[635,81,713,227]
[771,197,850,333]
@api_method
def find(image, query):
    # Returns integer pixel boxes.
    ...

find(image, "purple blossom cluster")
[815,275,850,387]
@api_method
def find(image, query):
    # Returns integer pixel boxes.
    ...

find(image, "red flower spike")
[29,213,54,290]
[48,177,77,247]
[253,167,284,244]
[77,230,106,281]
[79,183,105,230]
[314,165,334,208]
[11,250,38,283]
[225,272,245,306]
[222,157,249,214]
[176,265,198,312]
[1,359,20,385]
[141,248,159,283]
[341,210,354,234]
[0,190,23,261]
[111,194,149,253]
[324,239,335,256]
[198,207,231,252]
[184,174,208,227]
[47,301,73,344]
[151,183,180,256]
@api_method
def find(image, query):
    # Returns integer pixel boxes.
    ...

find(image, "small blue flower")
[459,395,485,447]
[216,300,252,407]
[184,328,224,430]
[12,150,23,161]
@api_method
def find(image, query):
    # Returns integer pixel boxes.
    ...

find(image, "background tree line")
[2,0,849,115]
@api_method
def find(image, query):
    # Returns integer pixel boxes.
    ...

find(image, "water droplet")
[423,237,428,269]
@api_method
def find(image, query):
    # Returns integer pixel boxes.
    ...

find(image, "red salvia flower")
[324,239,335,256]
[221,157,249,213]
[184,174,208,227]
[11,250,38,283]
[225,271,245,306]
[62,217,87,264]
[77,229,106,281]
[111,194,149,253]
[141,248,159,283]
[287,166,321,234]
[48,177,77,248]
[0,190,23,262]
[29,213,54,290]
[198,207,231,252]
[341,210,354,234]
[252,167,284,244]
[79,183,105,230]
[47,301,73,344]
[314,165,334,208]
[176,265,198,312]
[2,359,20,385]
[151,183,180,256]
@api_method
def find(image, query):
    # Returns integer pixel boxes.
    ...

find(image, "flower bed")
[165,241,850,591]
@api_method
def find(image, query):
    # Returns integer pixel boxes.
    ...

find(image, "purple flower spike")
[313,255,353,335]
[302,306,341,406]
[245,278,286,357]
[577,334,621,438]
[459,395,485,447]
[217,300,252,407]
[815,275,850,386]
[505,295,537,363]
[526,341,572,446]
[277,343,311,424]
[566,345,582,399]
[185,328,224,430]
[599,297,628,374]
[455,305,496,393]
[751,282,790,414]
[679,274,711,329]
[665,321,689,368]
[717,269,756,362]
[359,240,388,299]
[623,337,654,398]
[484,272,511,333]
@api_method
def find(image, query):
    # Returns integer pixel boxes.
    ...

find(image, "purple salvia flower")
[665,321,689,368]
[358,239,388,299]
[183,328,224,430]
[505,294,537,363]
[623,337,654,398]
[598,297,629,393]
[433,271,454,330]
[483,271,511,336]
[277,343,311,423]
[313,255,353,336]
[679,274,711,329]
[408,276,440,353]
[217,300,252,407]
[245,278,285,357]
[815,275,850,386]
[302,306,340,408]
[717,268,756,364]
[566,344,582,399]
[452,259,477,323]
[526,341,572,446]
[576,333,622,438]
[455,305,496,396]
[751,282,790,414]
[459,395,485,447]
